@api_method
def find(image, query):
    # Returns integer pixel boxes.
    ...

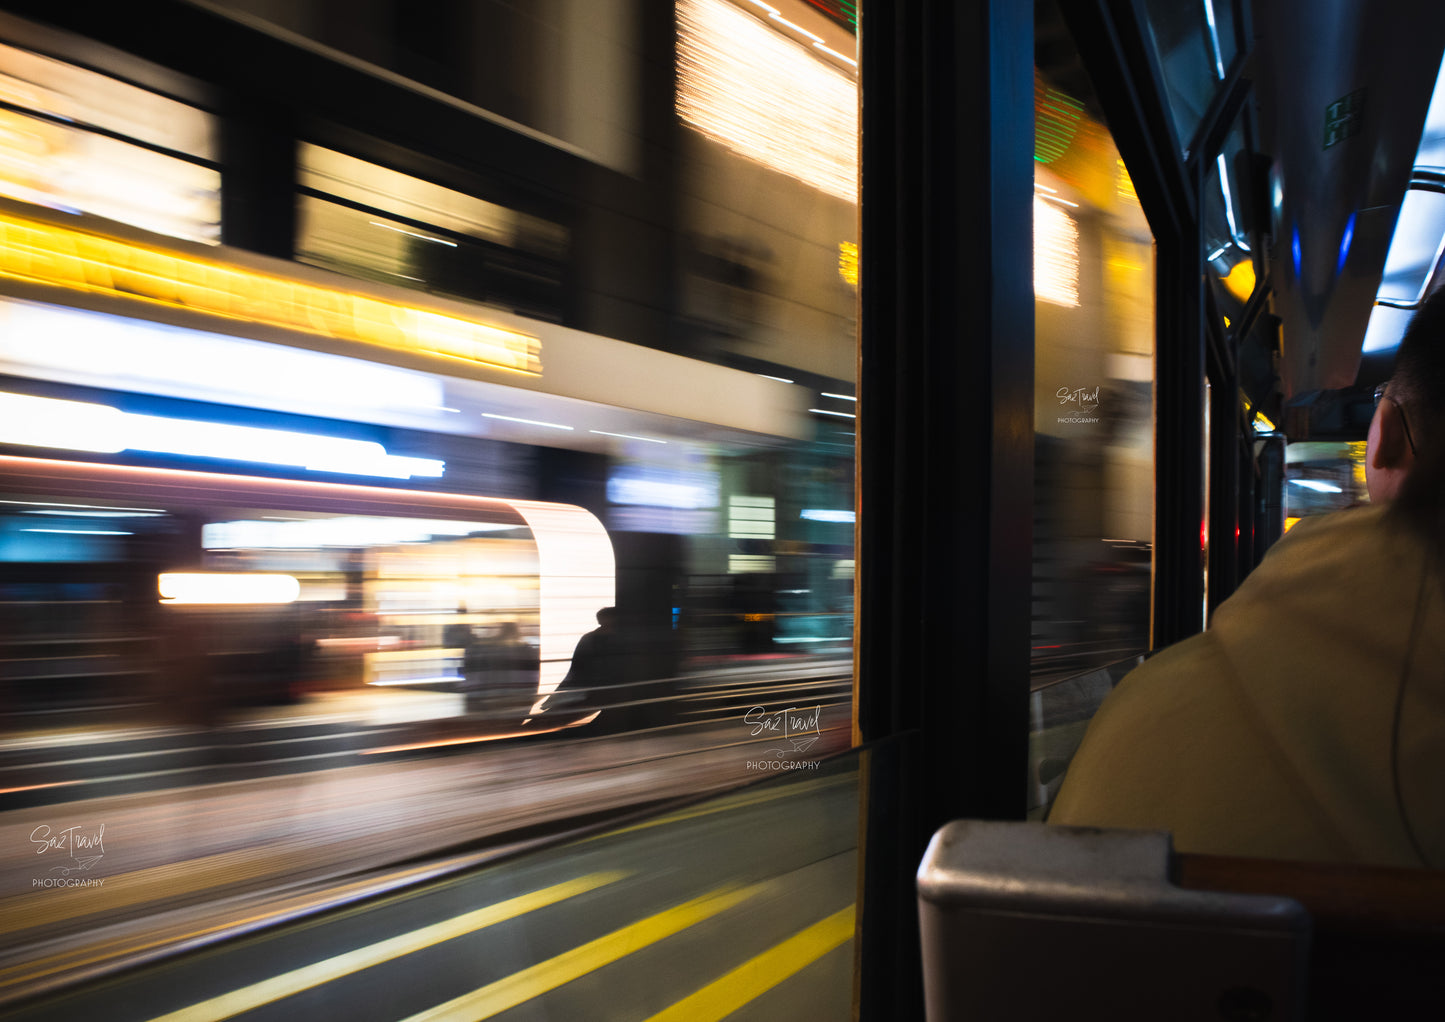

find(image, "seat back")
[918,821,1310,1020]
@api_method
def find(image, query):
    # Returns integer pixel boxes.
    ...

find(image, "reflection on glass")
[1138,0,1228,153]
[1030,655,1145,819]
[676,0,857,203]
[1033,57,1156,684]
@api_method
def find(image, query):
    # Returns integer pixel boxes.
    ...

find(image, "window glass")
[295,145,568,318]
[0,41,220,242]
[1032,60,1156,685]
[1138,0,1226,154]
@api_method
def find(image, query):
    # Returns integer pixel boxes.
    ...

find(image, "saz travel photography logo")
[1057,384,1101,425]
[744,705,824,772]
[30,823,107,888]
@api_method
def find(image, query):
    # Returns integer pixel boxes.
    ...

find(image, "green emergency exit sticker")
[1324,88,1366,149]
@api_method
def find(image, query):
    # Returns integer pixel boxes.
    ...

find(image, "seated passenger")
[1050,287,1445,867]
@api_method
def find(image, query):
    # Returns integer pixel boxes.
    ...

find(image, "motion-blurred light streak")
[0,391,446,479]
[0,298,447,423]
[0,210,541,375]
[1034,195,1081,307]
[158,572,301,605]
[677,0,857,203]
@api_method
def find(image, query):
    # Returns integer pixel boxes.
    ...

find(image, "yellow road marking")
[590,773,854,841]
[145,872,626,1022]
[0,860,455,990]
[642,904,856,1022]
[399,883,763,1021]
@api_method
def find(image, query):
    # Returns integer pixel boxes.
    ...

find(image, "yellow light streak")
[838,241,858,287]
[143,873,627,1022]
[643,904,856,1022]
[0,211,540,374]
[399,884,763,1021]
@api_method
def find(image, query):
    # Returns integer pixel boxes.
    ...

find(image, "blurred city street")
[0,659,850,1006]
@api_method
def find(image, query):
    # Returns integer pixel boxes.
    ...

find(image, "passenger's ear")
[1371,399,1415,470]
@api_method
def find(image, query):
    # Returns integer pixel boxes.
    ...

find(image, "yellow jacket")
[1050,504,1445,866]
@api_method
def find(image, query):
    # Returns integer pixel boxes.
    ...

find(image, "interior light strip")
[0,211,540,375]
[0,391,445,479]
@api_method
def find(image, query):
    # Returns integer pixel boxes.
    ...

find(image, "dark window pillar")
[221,99,296,259]
[856,0,1034,1014]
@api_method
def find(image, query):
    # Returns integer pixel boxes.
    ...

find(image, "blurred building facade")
[0,0,861,698]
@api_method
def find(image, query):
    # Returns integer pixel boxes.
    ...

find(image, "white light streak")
[1289,479,1343,493]
[22,509,163,517]
[158,572,301,605]
[0,299,447,424]
[759,374,795,384]
[1034,196,1081,308]
[801,509,855,523]
[1204,0,1227,79]
[590,430,668,444]
[0,499,165,512]
[813,43,857,67]
[482,412,574,431]
[0,391,445,479]
[22,528,133,535]
[771,13,823,42]
[203,517,515,550]
[677,0,857,204]
[369,221,459,246]
[809,407,856,419]
[1217,153,1243,245]
[820,392,856,401]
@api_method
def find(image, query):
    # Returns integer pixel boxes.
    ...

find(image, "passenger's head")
[596,606,618,628]
[1368,285,1445,503]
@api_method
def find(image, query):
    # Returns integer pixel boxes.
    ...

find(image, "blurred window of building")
[0,39,220,243]
[728,495,776,541]
[295,144,569,319]
[200,0,642,175]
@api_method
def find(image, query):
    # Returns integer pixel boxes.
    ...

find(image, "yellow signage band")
[0,212,541,375]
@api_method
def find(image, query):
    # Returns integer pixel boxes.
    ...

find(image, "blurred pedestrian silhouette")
[544,607,630,726]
